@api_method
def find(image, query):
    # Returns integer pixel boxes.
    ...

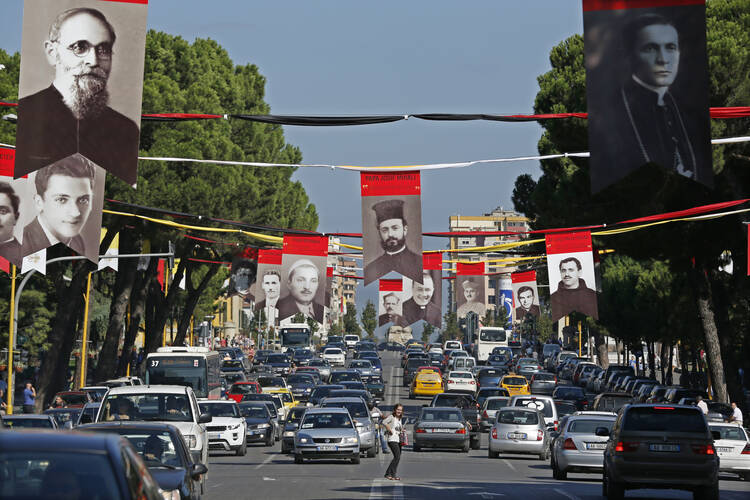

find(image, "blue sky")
[0,0,585,330]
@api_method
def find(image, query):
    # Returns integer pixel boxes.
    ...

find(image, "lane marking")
[262,477,276,481]
[254,452,276,470]
[501,459,515,471]
[553,488,580,500]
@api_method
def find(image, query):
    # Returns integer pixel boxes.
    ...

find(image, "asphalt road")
[203,351,750,500]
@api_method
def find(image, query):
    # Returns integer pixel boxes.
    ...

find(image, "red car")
[226,381,262,403]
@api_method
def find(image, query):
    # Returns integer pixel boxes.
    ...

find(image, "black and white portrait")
[547,252,598,322]
[401,269,442,328]
[0,177,32,267]
[229,254,257,298]
[378,289,407,327]
[362,196,423,285]
[456,275,486,319]
[513,283,540,321]
[15,0,148,185]
[278,254,327,325]
[255,267,282,326]
[584,3,712,192]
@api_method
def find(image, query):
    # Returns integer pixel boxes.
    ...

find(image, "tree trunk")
[667,343,674,385]
[647,342,655,379]
[692,266,729,403]
[173,262,221,346]
[116,259,154,376]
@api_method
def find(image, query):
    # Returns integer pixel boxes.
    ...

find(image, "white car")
[428,347,443,355]
[96,385,211,471]
[322,347,346,367]
[444,340,462,351]
[445,371,477,395]
[198,400,247,456]
[709,422,750,481]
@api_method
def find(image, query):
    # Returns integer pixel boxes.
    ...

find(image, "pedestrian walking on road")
[22,381,36,414]
[382,403,404,480]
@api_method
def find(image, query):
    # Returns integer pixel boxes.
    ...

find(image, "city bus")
[474,327,509,363]
[145,346,221,399]
[279,323,313,353]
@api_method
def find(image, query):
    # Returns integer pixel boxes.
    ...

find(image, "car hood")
[208,417,244,426]
[268,362,291,367]
[298,428,358,439]
[148,467,187,492]
[289,382,314,390]
[283,422,299,432]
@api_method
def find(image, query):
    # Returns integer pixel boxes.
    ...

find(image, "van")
[451,356,477,371]
[509,394,559,431]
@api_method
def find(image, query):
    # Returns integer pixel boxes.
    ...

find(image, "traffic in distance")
[1,325,749,500]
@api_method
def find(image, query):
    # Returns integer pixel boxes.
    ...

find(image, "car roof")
[105,385,190,395]
[3,414,54,420]
[568,412,617,419]
[305,407,350,414]
[79,421,181,432]
[199,399,237,405]
[321,397,367,404]
[0,429,123,451]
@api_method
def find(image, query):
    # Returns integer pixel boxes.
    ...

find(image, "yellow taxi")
[410,370,444,399]
[500,373,530,396]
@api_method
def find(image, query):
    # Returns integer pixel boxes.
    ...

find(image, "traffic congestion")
[1,324,749,500]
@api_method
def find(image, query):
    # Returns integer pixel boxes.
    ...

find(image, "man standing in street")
[729,402,743,426]
[23,381,36,414]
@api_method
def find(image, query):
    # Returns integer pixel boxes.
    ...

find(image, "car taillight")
[491,428,498,439]
[469,381,476,385]
[554,421,558,432]
[455,428,467,434]
[741,444,750,455]
[415,428,426,433]
[537,430,544,441]
[615,441,639,452]
[692,444,715,455]
[563,438,576,449]
[483,410,489,419]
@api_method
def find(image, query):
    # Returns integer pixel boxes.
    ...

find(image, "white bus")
[279,323,313,353]
[474,327,509,363]
[145,346,222,399]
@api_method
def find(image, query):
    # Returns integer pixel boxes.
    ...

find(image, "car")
[572,362,599,386]
[514,357,542,377]
[1,413,58,429]
[226,381,262,403]
[306,359,332,381]
[664,387,708,404]
[486,353,512,369]
[412,406,471,452]
[0,430,163,499]
[476,387,511,409]
[347,359,375,377]
[264,353,293,376]
[488,406,550,459]
[285,373,317,402]
[267,391,295,421]
[43,407,83,429]
[443,340,462,351]
[403,357,431,387]
[328,389,376,410]
[644,384,679,403]
[280,405,309,453]
[79,421,207,499]
[445,370,478,395]
[600,404,719,500]
[198,400,247,456]
[293,407,361,464]
[449,356,477,372]
[339,380,367,392]
[479,396,510,433]
[322,347,346,366]
[546,350,577,372]
[362,375,386,400]
[591,392,632,413]
[95,385,211,469]
[553,400,578,420]
[308,384,346,406]
[254,373,288,391]
[550,412,617,480]
[542,343,562,363]
[343,335,360,350]
[552,385,588,411]
[708,421,750,481]
[500,374,531,396]
[588,370,607,393]
[476,368,505,388]
[633,382,657,403]
[221,359,246,374]
[510,394,559,431]
[410,369,444,399]
[51,390,92,408]
[242,395,282,440]
[292,348,314,366]
[530,372,557,395]
[239,401,276,447]
[428,393,481,450]
[321,397,379,457]
[329,369,362,385]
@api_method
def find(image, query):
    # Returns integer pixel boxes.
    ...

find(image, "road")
[203,351,750,500]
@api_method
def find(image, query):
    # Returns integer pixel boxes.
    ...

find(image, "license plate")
[247,431,257,435]
[317,445,337,451]
[209,433,221,440]
[715,447,733,453]
[508,432,526,440]
[432,428,451,433]
[649,443,679,452]
[586,442,607,450]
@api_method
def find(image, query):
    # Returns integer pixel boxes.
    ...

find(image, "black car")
[591,392,633,413]
[280,405,309,453]
[265,353,293,376]
[476,387,511,409]
[286,373,317,402]
[0,430,165,499]
[329,370,362,385]
[552,385,588,411]
[239,402,276,446]
[309,384,346,406]
[476,368,505,388]
[427,352,444,370]
[486,353,512,369]
[80,422,206,499]
[362,375,386,399]
[292,349,314,366]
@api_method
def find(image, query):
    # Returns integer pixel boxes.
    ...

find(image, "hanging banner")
[511,270,540,322]
[497,275,513,326]
[546,231,598,322]
[279,234,328,325]
[378,278,407,327]
[252,248,282,326]
[361,171,423,285]
[583,0,712,192]
[15,0,149,185]
[0,153,31,267]
[456,261,487,319]
[229,247,258,298]
[400,253,442,328]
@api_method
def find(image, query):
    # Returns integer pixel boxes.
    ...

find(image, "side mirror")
[711,430,721,441]
[595,426,610,437]
[198,413,213,424]
[190,463,208,480]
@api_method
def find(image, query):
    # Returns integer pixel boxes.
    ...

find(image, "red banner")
[512,270,537,283]
[582,0,704,11]
[0,148,14,177]
[360,171,421,197]
[457,262,485,275]
[327,266,334,278]
[423,253,442,270]
[282,235,328,257]
[379,279,403,292]
[0,257,9,274]
[258,248,283,265]
[546,231,593,255]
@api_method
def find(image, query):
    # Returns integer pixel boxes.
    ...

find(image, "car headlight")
[297,434,311,444]
[184,434,197,449]
[283,431,295,437]
[304,388,312,393]
[229,423,243,430]
[257,423,271,429]
[161,489,180,500]
[342,436,358,444]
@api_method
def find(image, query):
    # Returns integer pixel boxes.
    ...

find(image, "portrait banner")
[511,270,540,322]
[546,231,598,322]
[361,171,423,285]
[0,155,33,267]
[583,0,712,192]
[378,278,406,327]
[16,0,149,185]
[456,262,487,319]
[402,265,442,328]
[252,248,283,328]
[279,235,328,325]
[229,247,258,298]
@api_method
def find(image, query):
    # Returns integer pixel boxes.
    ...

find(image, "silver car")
[488,407,550,459]
[412,407,470,452]
[479,396,510,433]
[320,397,378,457]
[347,359,374,378]
[307,359,332,381]
[551,412,616,479]
[293,408,360,464]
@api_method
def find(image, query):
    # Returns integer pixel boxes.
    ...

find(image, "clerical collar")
[1,237,15,244]
[632,74,668,105]
[385,245,406,256]
[37,216,61,246]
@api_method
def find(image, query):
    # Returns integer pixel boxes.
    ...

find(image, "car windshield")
[229,383,257,394]
[199,403,240,418]
[0,451,122,499]
[488,355,508,362]
[44,409,82,426]
[222,360,243,369]
[421,409,463,421]
[480,329,506,342]
[272,392,293,404]
[266,354,289,363]
[257,376,285,387]
[331,372,360,383]
[543,344,561,354]
[308,360,328,367]
[100,393,193,422]
[498,410,539,425]
[623,407,707,433]
[287,374,314,384]
[240,405,269,419]
[434,395,474,408]
[450,373,472,379]
[300,412,353,429]
[323,401,368,418]
[324,348,343,355]
[555,387,584,397]
[517,358,536,366]
[596,396,632,412]
[504,377,527,386]
[533,373,555,381]
[110,430,182,468]
[568,419,615,434]
[514,398,553,417]
[451,351,468,358]
[59,393,88,405]
[350,361,372,368]
[2,417,54,429]
[486,399,509,410]
[554,401,577,417]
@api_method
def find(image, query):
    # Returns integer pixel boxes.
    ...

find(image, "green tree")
[440,312,460,344]
[360,300,377,340]
[343,306,361,336]
[421,322,435,344]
